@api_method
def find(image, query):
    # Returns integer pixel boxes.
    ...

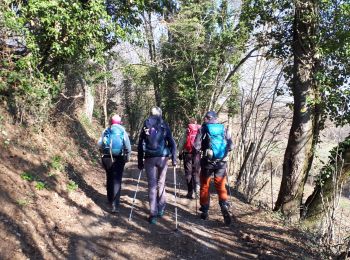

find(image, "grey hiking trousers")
[144,156,169,216]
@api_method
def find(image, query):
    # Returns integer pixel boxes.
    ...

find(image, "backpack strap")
[109,138,114,163]
[201,124,210,151]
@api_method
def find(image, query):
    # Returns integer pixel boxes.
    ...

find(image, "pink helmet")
[111,114,122,125]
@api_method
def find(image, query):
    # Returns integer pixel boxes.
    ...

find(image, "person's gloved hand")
[138,162,144,170]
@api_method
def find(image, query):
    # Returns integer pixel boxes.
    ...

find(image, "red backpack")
[184,124,201,152]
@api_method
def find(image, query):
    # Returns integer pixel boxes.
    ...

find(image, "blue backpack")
[102,125,125,156]
[203,123,227,160]
[143,118,170,157]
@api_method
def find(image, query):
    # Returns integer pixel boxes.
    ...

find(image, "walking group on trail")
[98,107,233,226]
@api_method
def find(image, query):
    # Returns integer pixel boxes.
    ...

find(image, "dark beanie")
[205,111,217,119]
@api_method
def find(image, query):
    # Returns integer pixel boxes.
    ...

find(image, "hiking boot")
[157,210,164,218]
[199,205,208,212]
[185,192,193,199]
[111,204,119,214]
[186,181,194,199]
[220,204,231,226]
[200,211,209,220]
[199,204,209,220]
[148,216,157,224]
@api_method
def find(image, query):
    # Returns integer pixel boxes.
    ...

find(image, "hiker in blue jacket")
[194,111,233,225]
[137,107,177,224]
[98,114,131,213]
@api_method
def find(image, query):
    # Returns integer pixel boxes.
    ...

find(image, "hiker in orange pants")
[200,163,228,207]
[194,111,233,225]
[199,160,231,224]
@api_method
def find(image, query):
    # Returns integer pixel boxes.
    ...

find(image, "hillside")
[0,112,321,260]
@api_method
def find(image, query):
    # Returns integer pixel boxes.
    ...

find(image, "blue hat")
[205,111,217,119]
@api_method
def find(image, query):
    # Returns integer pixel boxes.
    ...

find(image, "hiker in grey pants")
[144,157,168,217]
[137,107,177,224]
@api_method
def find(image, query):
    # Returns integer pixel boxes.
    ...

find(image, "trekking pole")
[173,165,178,231]
[191,173,198,214]
[179,152,187,196]
[195,194,198,215]
[226,173,233,203]
[128,169,143,221]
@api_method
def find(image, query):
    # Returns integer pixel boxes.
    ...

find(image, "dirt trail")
[0,118,319,260]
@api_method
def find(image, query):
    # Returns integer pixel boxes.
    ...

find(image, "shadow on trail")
[0,210,44,260]
[110,164,319,260]
[0,145,319,260]
[78,166,256,259]
[65,163,108,212]
[0,154,66,259]
[0,140,114,259]
[0,115,320,259]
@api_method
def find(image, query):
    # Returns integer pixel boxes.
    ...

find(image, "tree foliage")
[318,0,350,126]
[248,0,350,126]
[302,134,350,252]
[159,0,254,128]
[0,0,123,123]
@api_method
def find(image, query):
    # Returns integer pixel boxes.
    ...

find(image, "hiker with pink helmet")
[98,114,131,213]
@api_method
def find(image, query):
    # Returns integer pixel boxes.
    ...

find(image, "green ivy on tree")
[0,0,124,123]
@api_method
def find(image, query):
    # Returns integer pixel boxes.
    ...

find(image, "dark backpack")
[102,125,125,156]
[202,123,227,160]
[143,118,170,157]
[184,124,200,153]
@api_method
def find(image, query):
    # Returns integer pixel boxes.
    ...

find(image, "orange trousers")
[200,175,228,206]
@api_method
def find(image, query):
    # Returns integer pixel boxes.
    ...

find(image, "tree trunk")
[83,80,94,122]
[274,0,319,222]
[236,142,255,189]
[143,11,161,106]
[103,67,108,128]
[303,137,350,222]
